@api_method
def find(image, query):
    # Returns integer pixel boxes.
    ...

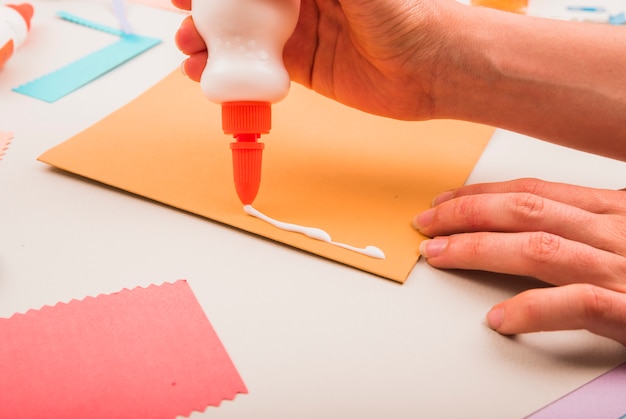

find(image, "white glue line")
[244,205,386,260]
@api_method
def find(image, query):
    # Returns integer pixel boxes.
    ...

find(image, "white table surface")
[1,1,626,418]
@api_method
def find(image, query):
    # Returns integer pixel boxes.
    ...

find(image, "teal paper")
[12,12,161,103]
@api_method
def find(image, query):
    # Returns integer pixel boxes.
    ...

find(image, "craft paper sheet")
[527,362,626,418]
[0,280,247,418]
[39,71,494,282]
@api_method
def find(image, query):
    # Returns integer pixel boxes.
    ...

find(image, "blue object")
[566,6,607,12]
[12,12,161,103]
[609,12,626,25]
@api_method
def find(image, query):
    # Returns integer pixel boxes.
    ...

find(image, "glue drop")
[191,0,300,205]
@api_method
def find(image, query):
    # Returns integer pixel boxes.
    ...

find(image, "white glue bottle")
[192,0,300,205]
[0,3,34,69]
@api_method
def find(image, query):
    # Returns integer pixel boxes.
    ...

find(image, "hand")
[414,178,626,346]
[172,0,459,120]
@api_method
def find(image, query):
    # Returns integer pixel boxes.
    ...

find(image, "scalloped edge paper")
[0,280,247,418]
[0,131,14,161]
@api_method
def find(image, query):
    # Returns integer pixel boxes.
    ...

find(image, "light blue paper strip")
[56,11,126,36]
[12,12,160,103]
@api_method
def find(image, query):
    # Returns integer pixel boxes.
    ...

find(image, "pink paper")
[0,280,247,418]
[0,131,14,161]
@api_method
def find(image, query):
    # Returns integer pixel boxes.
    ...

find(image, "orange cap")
[230,141,264,205]
[221,102,271,205]
[7,3,34,31]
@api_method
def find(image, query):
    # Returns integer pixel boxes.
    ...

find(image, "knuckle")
[578,284,611,324]
[445,232,489,262]
[522,232,561,264]
[608,217,626,257]
[464,234,486,259]
[513,178,547,196]
[451,197,486,229]
[511,192,545,219]
[520,294,546,327]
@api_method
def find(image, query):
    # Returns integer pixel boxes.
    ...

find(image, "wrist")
[428,5,626,159]
[426,3,501,120]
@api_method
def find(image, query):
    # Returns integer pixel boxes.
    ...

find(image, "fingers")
[174,15,207,82]
[175,16,205,55]
[420,232,626,292]
[417,178,626,346]
[434,178,626,215]
[171,0,191,11]
[414,192,626,255]
[181,51,208,82]
[486,284,626,346]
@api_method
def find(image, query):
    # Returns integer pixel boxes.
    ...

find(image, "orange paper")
[38,71,493,282]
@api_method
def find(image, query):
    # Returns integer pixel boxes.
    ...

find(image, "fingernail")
[432,190,455,206]
[180,60,188,76]
[487,306,504,330]
[413,208,435,230]
[419,237,448,258]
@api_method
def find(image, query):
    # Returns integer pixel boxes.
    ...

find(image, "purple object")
[526,362,626,418]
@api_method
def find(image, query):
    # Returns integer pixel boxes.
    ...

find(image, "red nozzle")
[222,102,271,205]
[7,4,34,30]
[230,140,264,204]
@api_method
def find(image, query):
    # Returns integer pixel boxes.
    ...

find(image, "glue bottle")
[191,0,300,205]
[0,3,33,69]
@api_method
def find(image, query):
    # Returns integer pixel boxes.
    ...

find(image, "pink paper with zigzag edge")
[0,280,247,418]
[0,131,13,161]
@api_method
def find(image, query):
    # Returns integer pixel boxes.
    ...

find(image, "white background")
[1,1,626,418]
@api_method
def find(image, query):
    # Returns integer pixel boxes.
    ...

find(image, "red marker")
[0,3,33,69]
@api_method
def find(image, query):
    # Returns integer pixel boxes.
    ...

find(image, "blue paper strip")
[12,12,160,103]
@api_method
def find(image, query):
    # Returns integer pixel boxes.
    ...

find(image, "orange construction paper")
[38,70,493,282]
[0,280,247,417]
